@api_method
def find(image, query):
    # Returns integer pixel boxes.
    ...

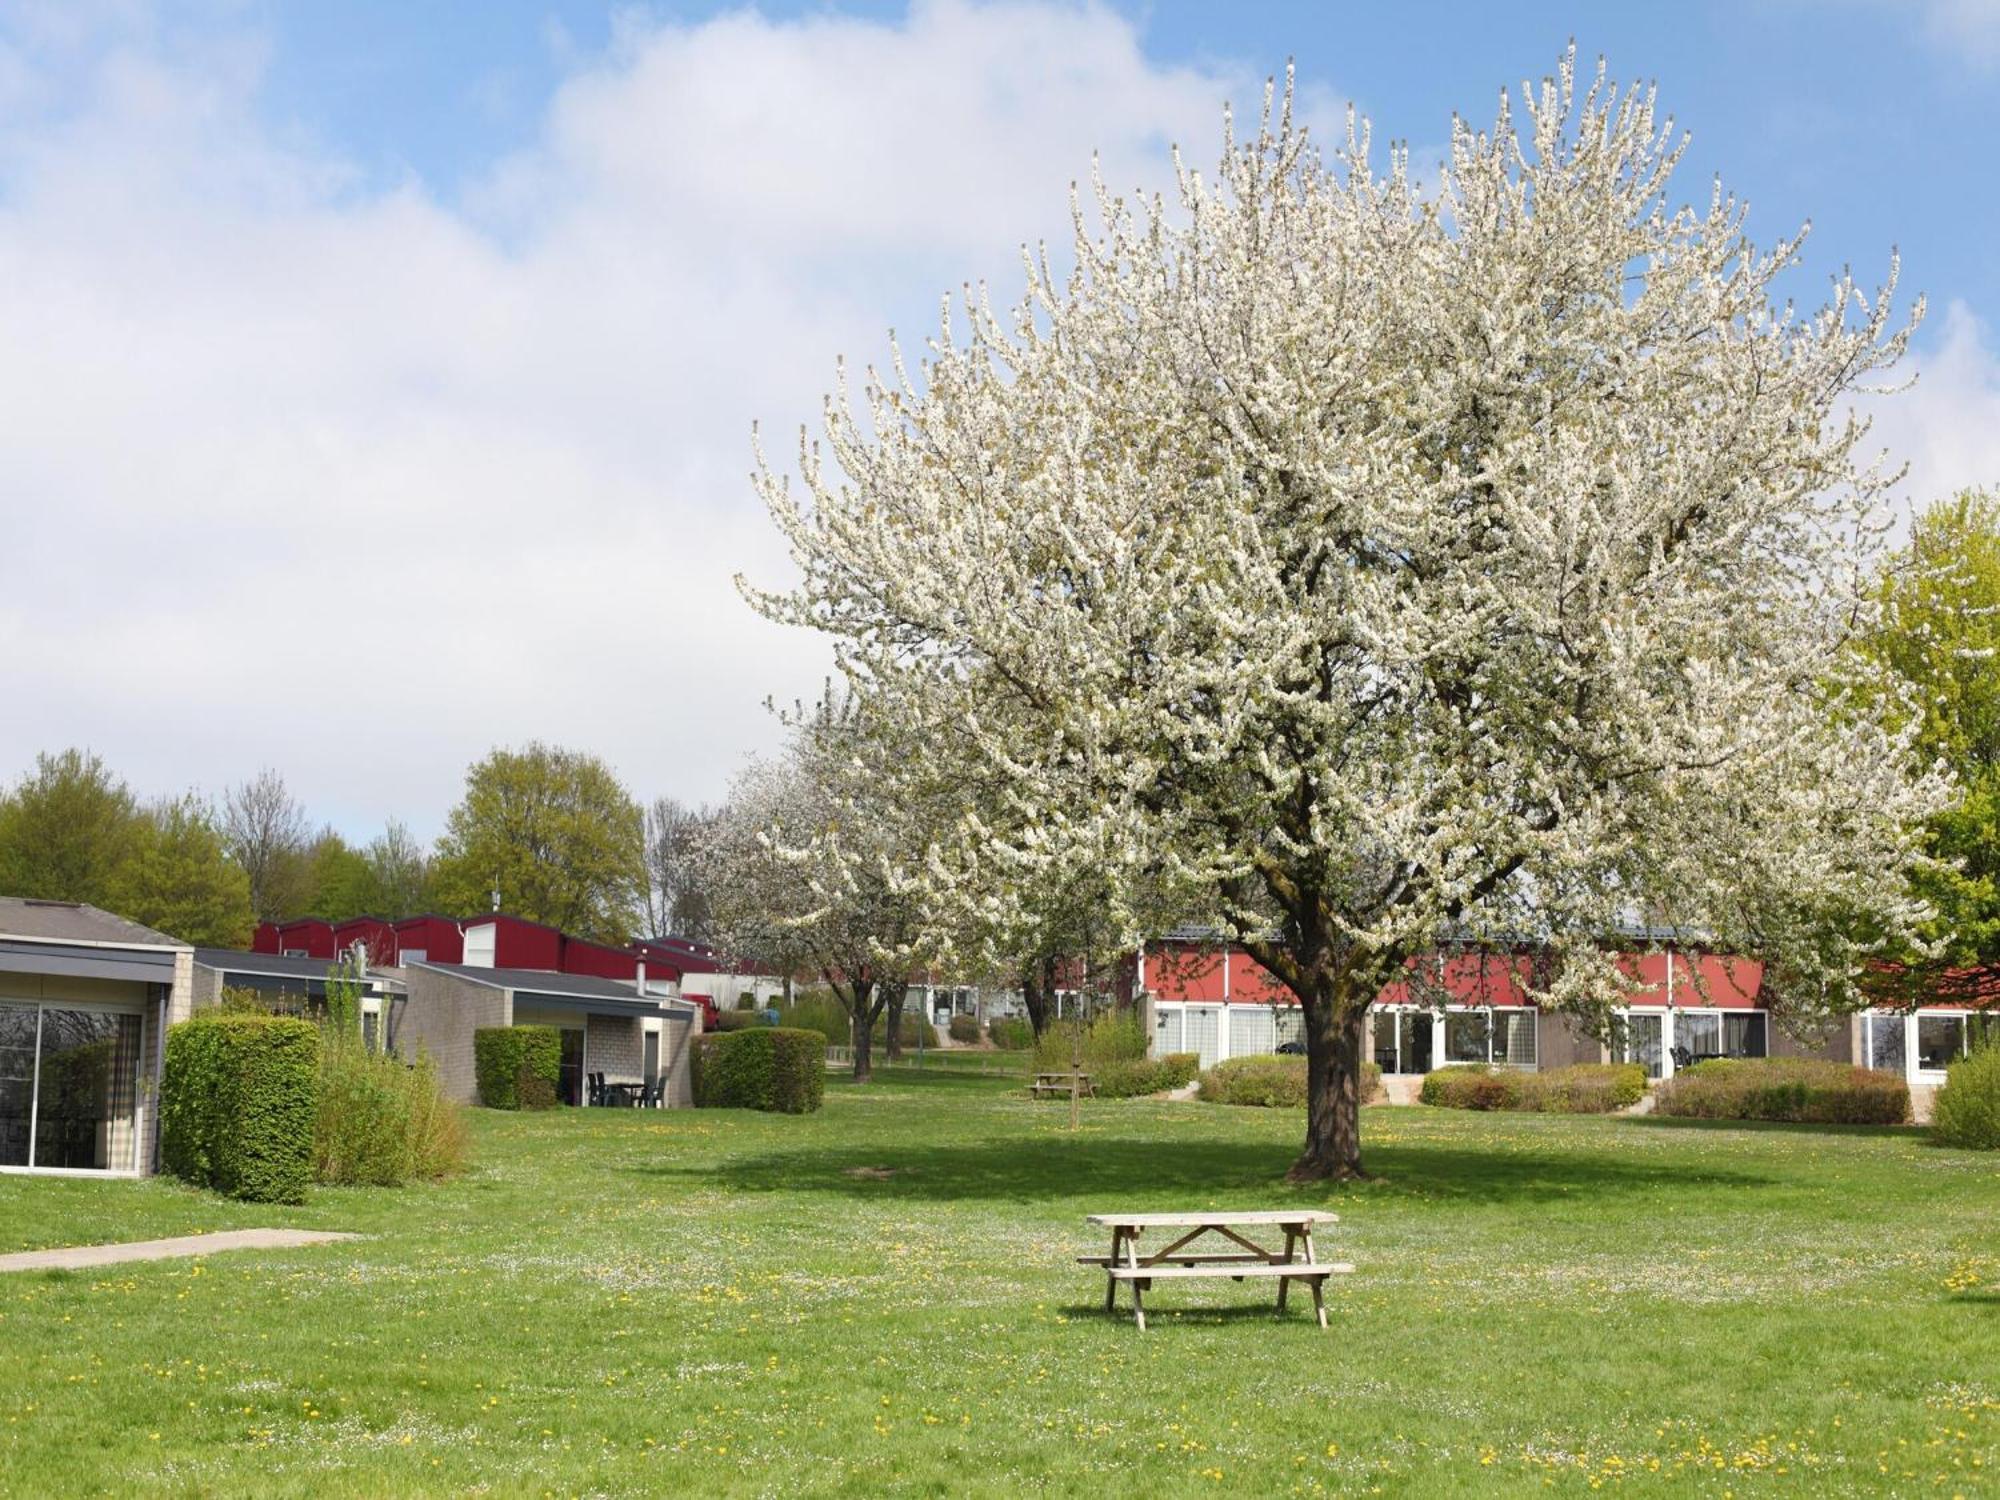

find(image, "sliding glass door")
[0,1001,143,1173]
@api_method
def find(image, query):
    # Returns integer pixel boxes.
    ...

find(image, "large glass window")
[0,1002,141,1172]
[1495,1010,1538,1068]
[1228,1006,1276,1057]
[1272,1008,1304,1050]
[1865,1013,1906,1073]
[1155,1006,1184,1055]
[1444,1011,1491,1064]
[0,1003,34,1168]
[1722,1012,1768,1059]
[1183,1007,1221,1069]
[1615,1012,1664,1079]
[1916,1014,1968,1073]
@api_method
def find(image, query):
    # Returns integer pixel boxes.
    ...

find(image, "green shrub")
[778,993,850,1043]
[735,992,758,1010]
[710,1008,765,1033]
[988,1016,1033,1050]
[1654,1057,1909,1125]
[1929,1045,2000,1150]
[1420,1062,1646,1113]
[473,1026,561,1111]
[1034,1012,1149,1074]
[1088,1052,1202,1099]
[692,1027,826,1113]
[947,1014,981,1044]
[160,1012,319,1204]
[1195,1055,1385,1108]
[315,1044,468,1186]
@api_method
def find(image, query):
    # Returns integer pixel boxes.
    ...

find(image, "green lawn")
[1,1074,1996,1497]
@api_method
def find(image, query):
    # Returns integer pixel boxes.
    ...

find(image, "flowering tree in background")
[700,703,927,1083]
[749,52,1949,1178]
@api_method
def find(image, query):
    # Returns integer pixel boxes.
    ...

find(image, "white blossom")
[744,51,1951,1175]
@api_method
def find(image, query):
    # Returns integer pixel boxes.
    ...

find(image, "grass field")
[2,1067,1996,1496]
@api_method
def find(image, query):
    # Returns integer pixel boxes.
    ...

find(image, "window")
[1155,1006,1184,1055]
[1182,1007,1221,1069]
[1614,1012,1664,1079]
[1916,1014,1968,1073]
[1495,1010,1538,1068]
[1864,1013,1906,1073]
[0,1001,142,1173]
[1228,1007,1276,1057]
[1722,1012,1767,1059]
[1671,1009,1767,1066]
[1444,1010,1491,1064]
[1272,1008,1304,1050]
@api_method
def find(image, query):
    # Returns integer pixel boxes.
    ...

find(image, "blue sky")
[3,1,1997,838]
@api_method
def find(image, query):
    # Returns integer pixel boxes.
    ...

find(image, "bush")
[947,1014,981,1044]
[1196,1055,1384,1108]
[710,1008,765,1033]
[1420,1062,1646,1113]
[473,1026,561,1110]
[988,1016,1033,1051]
[692,1027,826,1113]
[1090,1052,1202,1099]
[1654,1057,1909,1125]
[161,1012,319,1203]
[315,1044,468,1186]
[735,992,758,1010]
[1034,1012,1149,1074]
[1929,1045,2000,1150]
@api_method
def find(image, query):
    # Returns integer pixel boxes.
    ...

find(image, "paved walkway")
[0,1228,360,1273]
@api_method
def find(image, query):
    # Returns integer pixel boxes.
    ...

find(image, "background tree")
[750,54,1946,1179]
[222,768,312,921]
[0,748,143,905]
[431,743,646,944]
[643,795,716,940]
[108,796,255,946]
[1860,490,2000,980]
[365,820,433,914]
[302,828,377,921]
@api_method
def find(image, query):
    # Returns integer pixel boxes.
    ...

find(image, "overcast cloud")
[1,1,1996,840]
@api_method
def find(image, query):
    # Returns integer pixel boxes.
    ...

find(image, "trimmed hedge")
[1654,1057,1909,1126]
[1421,1062,1647,1114]
[1929,1045,2000,1150]
[947,1014,981,1044]
[1196,1055,1384,1108]
[161,1012,319,1204]
[473,1026,561,1110]
[1089,1052,1201,1099]
[988,1016,1033,1051]
[692,1027,826,1113]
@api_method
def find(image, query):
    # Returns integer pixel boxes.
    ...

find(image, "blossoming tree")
[699,704,926,1083]
[747,53,1949,1178]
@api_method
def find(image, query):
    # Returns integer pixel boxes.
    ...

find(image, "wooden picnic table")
[1081,1210,1350,1331]
[1030,1071,1094,1099]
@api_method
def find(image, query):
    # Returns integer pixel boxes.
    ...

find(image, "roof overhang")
[0,938,180,987]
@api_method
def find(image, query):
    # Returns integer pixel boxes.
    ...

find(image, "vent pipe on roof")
[637,960,646,993]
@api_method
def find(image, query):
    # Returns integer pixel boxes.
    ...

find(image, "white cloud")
[1866,301,2000,517]
[0,1,1270,836]
[1918,0,2000,64]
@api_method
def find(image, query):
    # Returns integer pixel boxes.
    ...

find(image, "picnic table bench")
[1030,1071,1094,1099]
[1081,1210,1350,1331]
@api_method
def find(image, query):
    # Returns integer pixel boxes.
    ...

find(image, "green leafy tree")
[1862,490,2000,973]
[431,744,645,943]
[107,796,255,947]
[303,829,379,921]
[0,749,144,904]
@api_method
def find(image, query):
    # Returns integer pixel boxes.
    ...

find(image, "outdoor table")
[601,1081,642,1107]
[1081,1210,1349,1330]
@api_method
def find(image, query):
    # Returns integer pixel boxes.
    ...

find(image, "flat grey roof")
[0,897,188,950]
[412,961,670,1005]
[194,949,402,988]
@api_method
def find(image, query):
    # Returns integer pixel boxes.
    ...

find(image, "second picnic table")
[1081,1209,1349,1331]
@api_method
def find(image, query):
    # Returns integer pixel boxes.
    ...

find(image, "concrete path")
[0,1228,360,1274]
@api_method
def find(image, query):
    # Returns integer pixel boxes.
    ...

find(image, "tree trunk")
[883,981,909,1061]
[1021,960,1054,1039]
[1290,984,1369,1182]
[848,978,877,1084]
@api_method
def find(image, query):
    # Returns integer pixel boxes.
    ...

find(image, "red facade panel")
[333,918,398,965]
[486,915,562,971]
[274,919,337,960]
[1375,952,1533,1009]
[561,937,638,982]
[251,922,282,954]
[393,916,463,965]
[1146,946,1226,1002]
